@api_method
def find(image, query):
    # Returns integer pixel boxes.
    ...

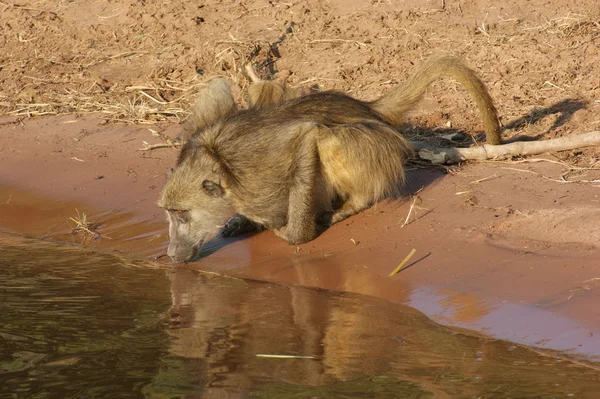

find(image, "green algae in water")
[1,234,600,398]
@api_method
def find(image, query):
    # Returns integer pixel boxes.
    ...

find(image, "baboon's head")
[157,160,235,262]
[157,78,237,262]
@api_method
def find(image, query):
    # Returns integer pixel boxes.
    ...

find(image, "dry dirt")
[1,0,600,360]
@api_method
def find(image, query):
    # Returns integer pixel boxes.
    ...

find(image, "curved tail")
[370,55,502,145]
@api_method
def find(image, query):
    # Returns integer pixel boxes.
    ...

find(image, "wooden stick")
[412,131,600,165]
[389,248,417,276]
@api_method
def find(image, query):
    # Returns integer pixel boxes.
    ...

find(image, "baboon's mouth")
[167,238,206,263]
[167,234,208,263]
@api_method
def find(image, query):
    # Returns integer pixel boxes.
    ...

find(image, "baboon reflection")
[163,268,496,398]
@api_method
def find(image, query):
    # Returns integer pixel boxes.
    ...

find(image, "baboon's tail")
[370,55,502,145]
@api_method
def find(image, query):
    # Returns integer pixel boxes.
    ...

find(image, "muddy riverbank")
[1,114,599,360]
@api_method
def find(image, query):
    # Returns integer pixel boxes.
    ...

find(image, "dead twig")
[567,278,599,300]
[154,253,168,261]
[401,197,420,227]
[85,51,148,68]
[399,190,430,227]
[138,128,181,151]
[470,174,498,184]
[138,142,181,151]
[309,39,371,47]
[1,2,59,18]
[508,158,600,171]
[256,354,316,359]
[501,167,600,184]
[389,248,417,276]
[413,131,600,165]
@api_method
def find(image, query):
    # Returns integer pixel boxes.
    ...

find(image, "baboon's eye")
[169,209,188,215]
[169,209,190,223]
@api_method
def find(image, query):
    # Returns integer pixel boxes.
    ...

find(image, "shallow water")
[1,234,599,399]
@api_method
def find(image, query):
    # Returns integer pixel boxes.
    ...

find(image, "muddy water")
[1,235,600,399]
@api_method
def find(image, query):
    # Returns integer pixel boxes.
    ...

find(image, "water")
[1,234,599,398]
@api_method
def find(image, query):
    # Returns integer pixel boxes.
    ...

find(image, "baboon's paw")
[221,215,261,237]
[330,202,364,225]
[273,226,301,244]
[273,225,313,245]
[273,226,289,241]
[330,210,353,225]
[316,211,334,227]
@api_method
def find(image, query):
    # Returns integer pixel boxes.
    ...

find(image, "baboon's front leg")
[273,134,319,245]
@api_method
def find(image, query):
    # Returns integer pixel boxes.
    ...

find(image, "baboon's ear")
[202,180,224,197]
[185,79,237,133]
[166,168,174,179]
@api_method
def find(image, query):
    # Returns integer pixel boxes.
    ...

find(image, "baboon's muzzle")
[167,241,203,263]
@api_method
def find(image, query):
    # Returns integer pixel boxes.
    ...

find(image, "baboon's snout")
[167,241,200,263]
[167,243,196,263]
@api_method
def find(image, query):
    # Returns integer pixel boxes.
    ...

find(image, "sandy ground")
[1,0,600,360]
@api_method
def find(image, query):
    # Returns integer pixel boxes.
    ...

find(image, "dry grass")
[3,40,282,124]
[7,75,203,124]
[0,7,300,124]
[498,155,600,186]
[68,209,100,239]
[523,13,599,36]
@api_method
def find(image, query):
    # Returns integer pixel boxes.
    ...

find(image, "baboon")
[247,79,316,110]
[158,55,501,262]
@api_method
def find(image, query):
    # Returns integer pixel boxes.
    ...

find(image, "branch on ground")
[412,131,600,165]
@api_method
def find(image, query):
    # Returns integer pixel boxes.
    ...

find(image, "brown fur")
[158,55,501,262]
[247,80,314,110]
[182,78,238,137]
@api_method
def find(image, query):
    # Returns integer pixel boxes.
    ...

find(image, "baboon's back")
[273,91,383,126]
